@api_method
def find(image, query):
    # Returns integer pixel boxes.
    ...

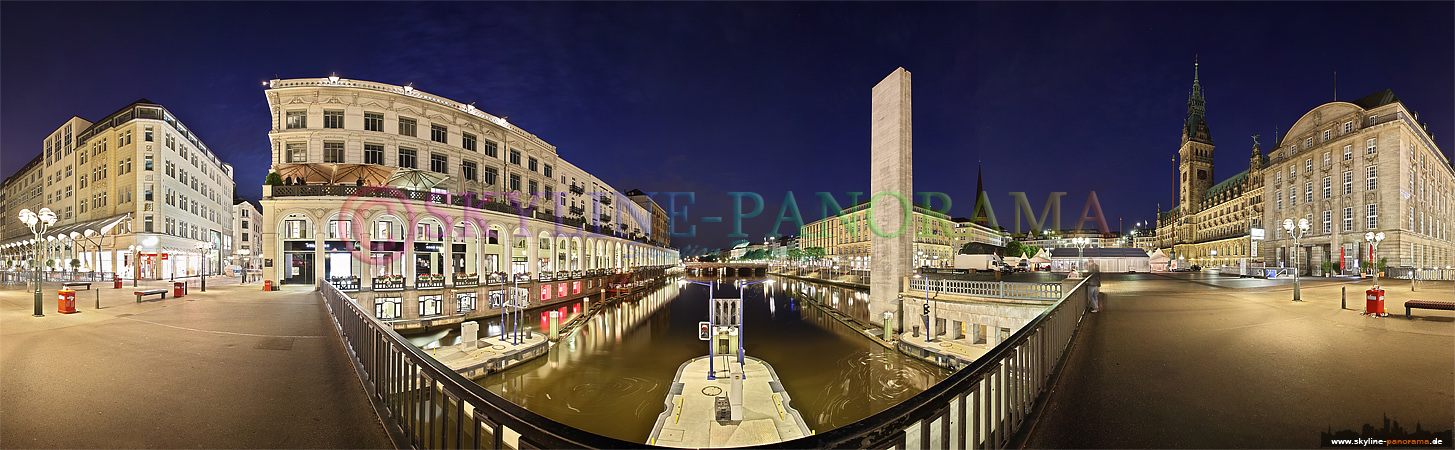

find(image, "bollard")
[460,321,479,351]
[1341,286,1346,310]
[96,290,101,310]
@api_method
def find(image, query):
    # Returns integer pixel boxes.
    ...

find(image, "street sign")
[698,321,710,340]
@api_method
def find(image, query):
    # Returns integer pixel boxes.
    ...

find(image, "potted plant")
[70,258,82,273]
[1320,261,1334,277]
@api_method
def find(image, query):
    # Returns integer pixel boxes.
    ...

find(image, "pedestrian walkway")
[1023,275,1454,448]
[0,277,393,449]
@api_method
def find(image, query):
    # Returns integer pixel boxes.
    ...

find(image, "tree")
[787,248,803,261]
[1004,241,1026,259]
[1022,246,1041,259]
[266,172,283,186]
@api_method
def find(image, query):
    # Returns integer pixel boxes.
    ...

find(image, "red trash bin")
[264,280,273,291]
[1364,288,1386,316]
[173,281,186,298]
[57,289,77,314]
[113,275,122,289]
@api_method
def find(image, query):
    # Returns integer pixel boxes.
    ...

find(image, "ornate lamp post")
[19,208,57,317]
[1364,231,1385,288]
[1283,218,1310,302]
[1071,237,1090,273]
[196,241,213,292]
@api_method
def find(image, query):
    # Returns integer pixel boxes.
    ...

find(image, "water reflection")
[476,275,948,443]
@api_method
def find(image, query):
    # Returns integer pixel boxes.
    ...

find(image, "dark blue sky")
[4,2,1451,252]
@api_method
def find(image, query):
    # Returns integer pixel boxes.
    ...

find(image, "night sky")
[3,2,1451,253]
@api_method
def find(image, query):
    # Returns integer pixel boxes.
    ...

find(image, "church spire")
[1184,56,1211,143]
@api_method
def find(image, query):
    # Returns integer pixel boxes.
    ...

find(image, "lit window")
[398,117,417,137]
[286,111,307,129]
[323,110,344,129]
[323,142,345,163]
[364,112,384,132]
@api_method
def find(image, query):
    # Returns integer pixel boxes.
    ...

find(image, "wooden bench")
[62,281,92,290]
[1405,300,1455,318]
[134,289,168,302]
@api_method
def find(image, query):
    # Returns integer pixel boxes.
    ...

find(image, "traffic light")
[698,321,710,340]
[923,302,930,316]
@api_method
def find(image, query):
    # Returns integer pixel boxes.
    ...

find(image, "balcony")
[569,184,585,195]
[600,196,612,206]
[452,273,479,288]
[327,276,360,293]
[416,273,445,289]
[372,276,404,291]
[271,185,448,204]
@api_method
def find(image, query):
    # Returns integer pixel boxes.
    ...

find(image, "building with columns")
[800,199,967,270]
[1,100,235,280]
[259,76,677,287]
[1260,89,1452,273]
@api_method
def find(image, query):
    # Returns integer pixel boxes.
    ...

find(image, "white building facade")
[259,77,677,286]
[1,100,236,279]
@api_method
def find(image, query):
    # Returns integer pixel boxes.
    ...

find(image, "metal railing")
[319,272,1095,449]
[1387,267,1455,281]
[0,270,118,283]
[909,278,1062,301]
[317,279,648,449]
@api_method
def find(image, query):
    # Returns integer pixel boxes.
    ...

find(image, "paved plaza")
[1025,272,1454,448]
[0,277,392,449]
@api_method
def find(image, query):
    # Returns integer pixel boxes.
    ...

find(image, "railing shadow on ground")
[318,274,1094,449]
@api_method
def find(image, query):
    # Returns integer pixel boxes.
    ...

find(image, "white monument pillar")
[870,67,913,333]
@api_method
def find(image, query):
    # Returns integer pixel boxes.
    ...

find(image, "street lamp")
[1070,237,1091,273]
[1283,218,1310,302]
[1364,231,1385,288]
[196,241,213,292]
[19,208,57,317]
[1211,249,1218,268]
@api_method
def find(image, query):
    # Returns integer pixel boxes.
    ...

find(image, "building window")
[509,174,521,191]
[323,110,344,129]
[1290,166,1296,179]
[1276,172,1282,185]
[1343,171,1353,195]
[1323,130,1331,141]
[1322,177,1331,198]
[398,148,417,169]
[431,124,448,143]
[463,133,476,152]
[1289,187,1297,207]
[1366,165,1377,190]
[286,143,307,163]
[481,140,499,158]
[482,166,498,185]
[1368,115,1378,126]
[528,157,538,172]
[286,111,307,129]
[1343,121,1352,134]
[1409,207,1415,231]
[1275,192,1282,210]
[457,292,476,313]
[364,144,384,165]
[419,295,442,316]
[376,297,401,320]
[1322,210,1331,233]
[1367,204,1378,229]
[430,153,448,174]
[509,150,521,165]
[398,117,417,137]
[1323,152,1330,167]
[1366,138,1377,154]
[144,126,154,142]
[144,184,153,202]
[364,112,384,132]
[1305,137,1313,148]
[543,164,553,178]
[462,161,478,181]
[1343,207,1353,231]
[1343,145,1352,161]
[324,142,345,163]
[1305,159,1312,173]
[1304,182,1312,203]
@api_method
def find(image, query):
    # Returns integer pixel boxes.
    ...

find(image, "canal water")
[466,275,949,444]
